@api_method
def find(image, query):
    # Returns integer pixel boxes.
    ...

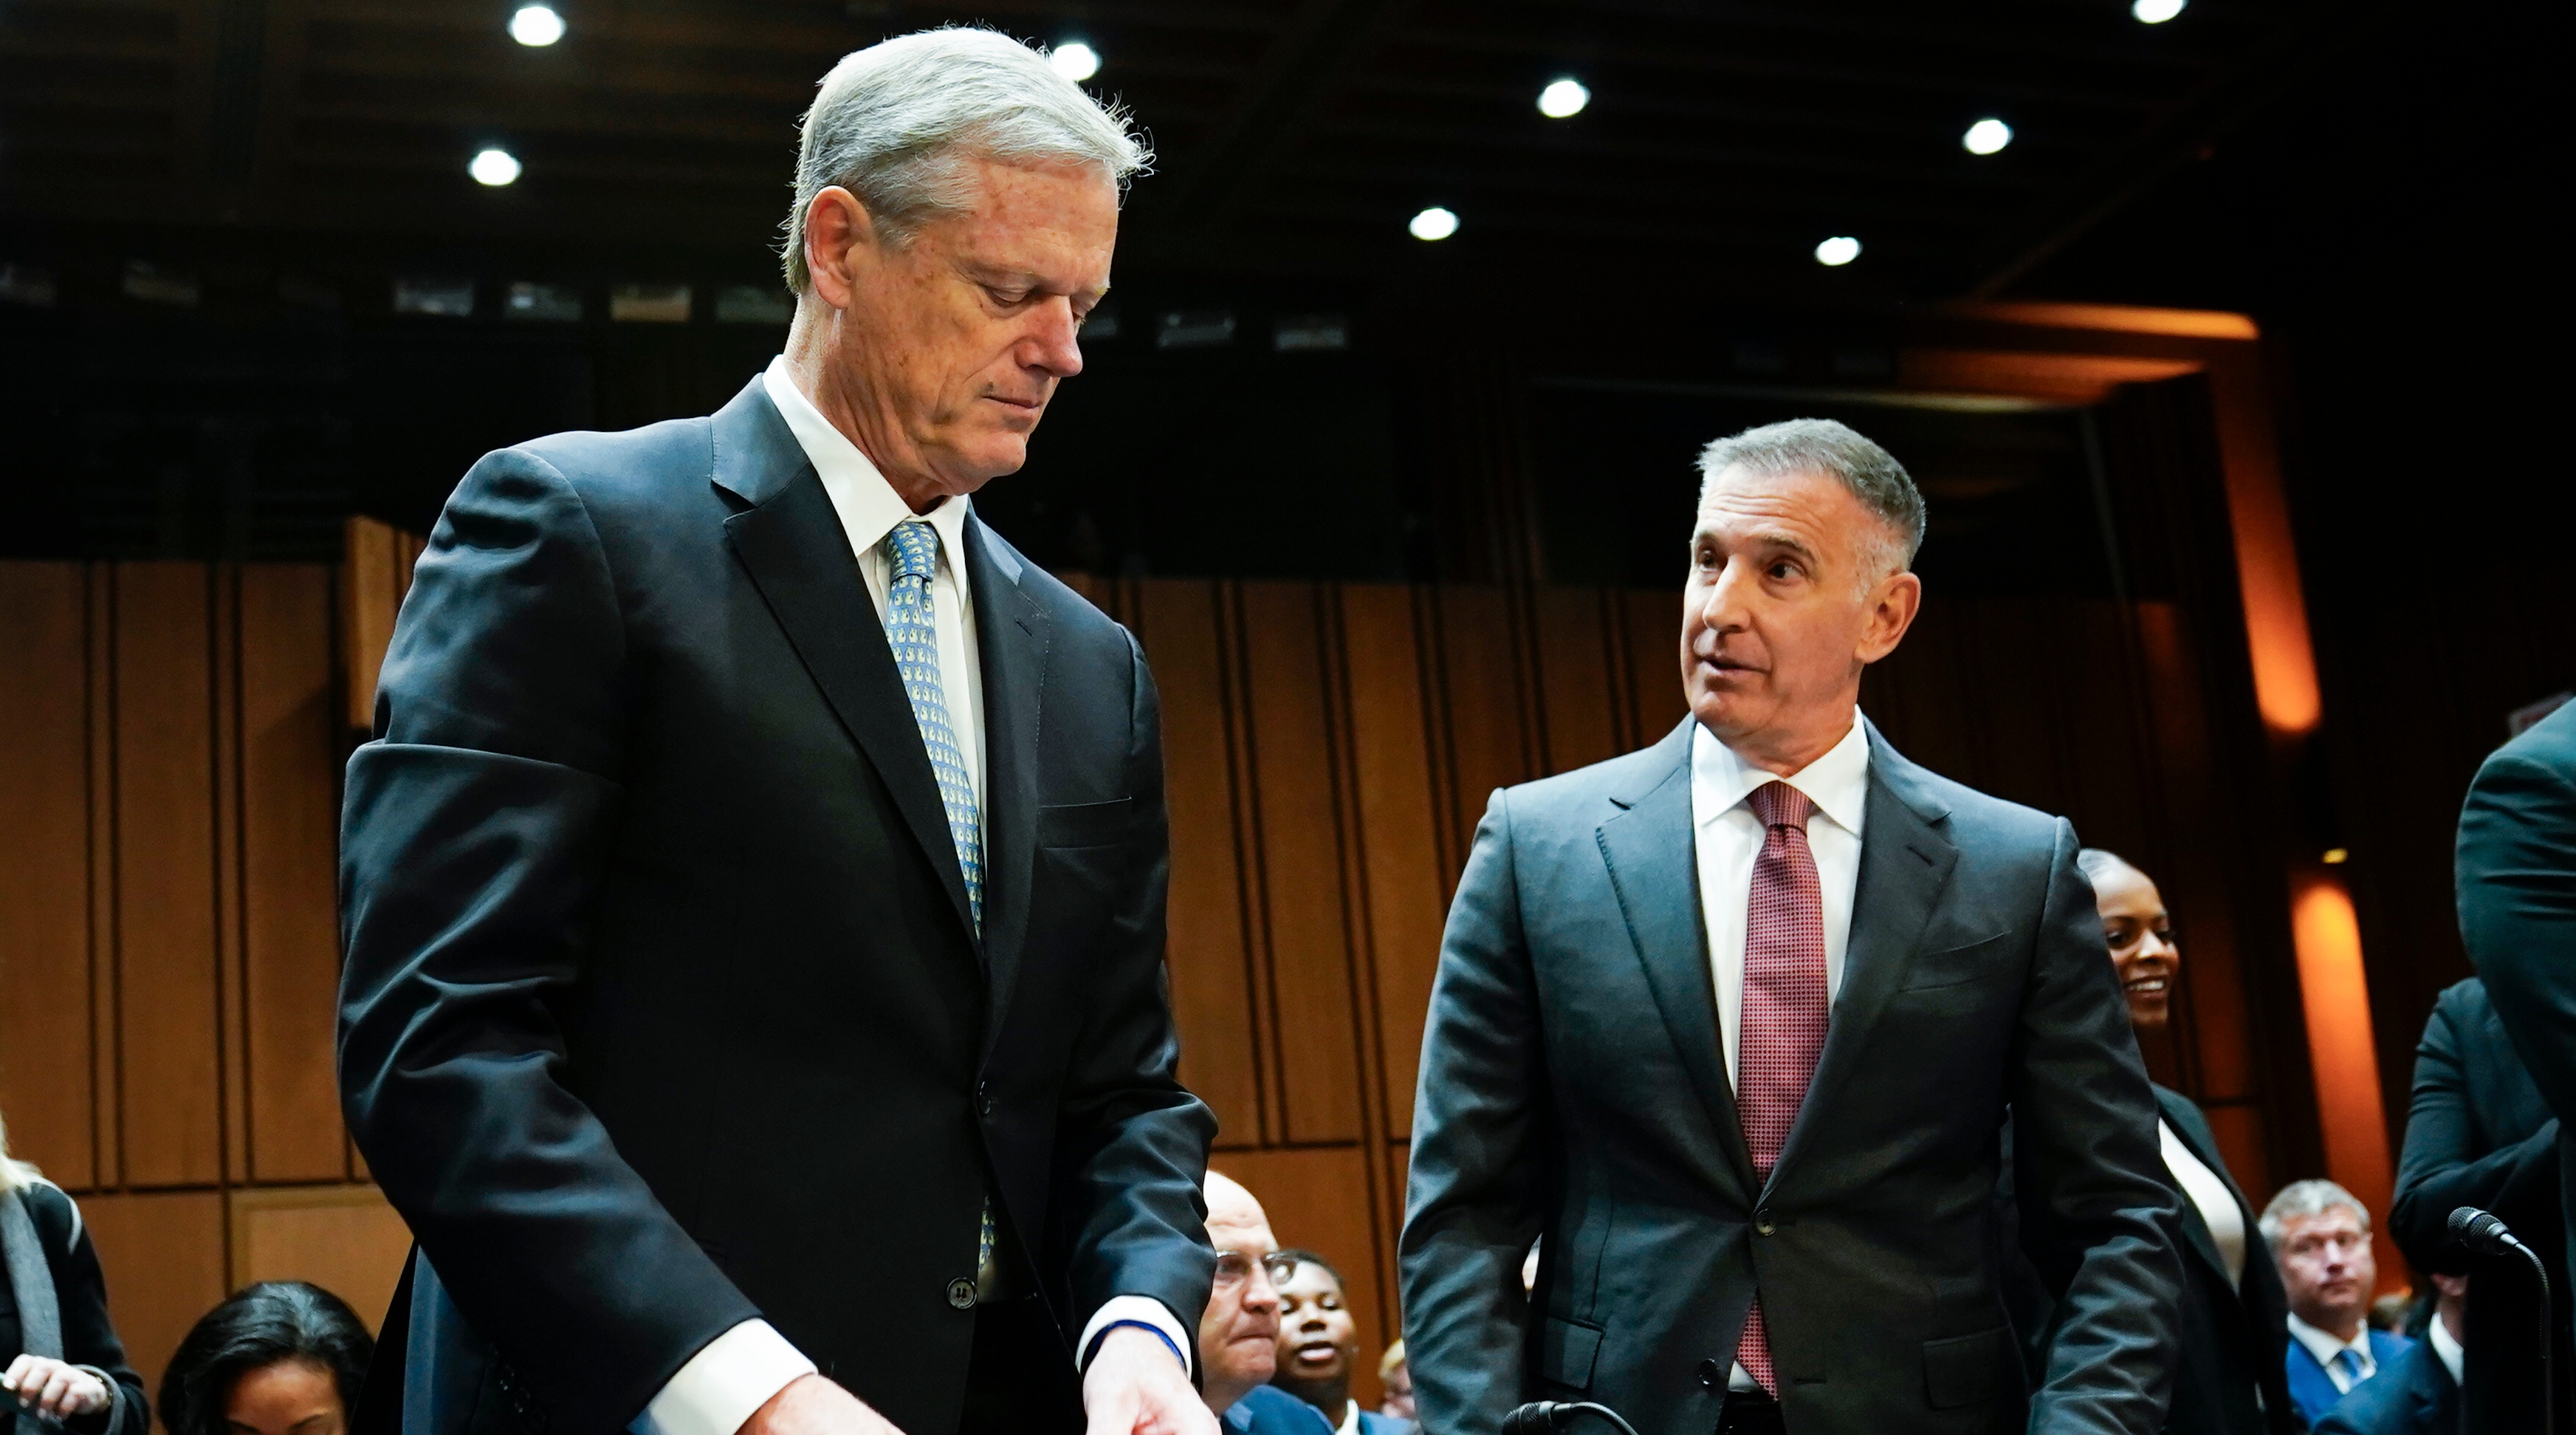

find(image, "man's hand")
[3,1355,111,1422]
[1083,1326,1215,1435]
[738,1374,904,1435]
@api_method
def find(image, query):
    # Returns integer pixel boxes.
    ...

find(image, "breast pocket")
[1038,796,1133,849]
[1900,931,2014,992]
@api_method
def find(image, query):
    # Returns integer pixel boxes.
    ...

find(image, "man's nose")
[1695,558,1751,634]
[1026,298,1084,378]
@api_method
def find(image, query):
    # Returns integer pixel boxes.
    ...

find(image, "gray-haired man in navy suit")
[1400,419,2184,1435]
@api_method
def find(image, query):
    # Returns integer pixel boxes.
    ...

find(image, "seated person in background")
[2386,974,2567,1431]
[2266,1179,2414,1425]
[0,1114,148,1434]
[2312,1273,2465,1435]
[1270,1251,1410,1435]
[1376,1341,1413,1422]
[1200,1174,1331,1435]
[157,1282,372,1435]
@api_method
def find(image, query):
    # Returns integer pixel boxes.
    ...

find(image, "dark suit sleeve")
[1398,790,1543,1435]
[2010,819,2188,1434]
[2389,991,2561,1273]
[30,1187,148,1435]
[337,450,759,1431]
[1051,629,1220,1351]
[2459,728,2576,1121]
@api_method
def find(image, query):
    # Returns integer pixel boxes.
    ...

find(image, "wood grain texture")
[111,564,224,1188]
[0,564,96,1186]
[80,1189,227,1402]
[231,1185,413,1335]
[1530,586,1622,776]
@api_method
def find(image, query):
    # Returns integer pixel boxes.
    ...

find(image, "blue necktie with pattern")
[884,520,1000,1293]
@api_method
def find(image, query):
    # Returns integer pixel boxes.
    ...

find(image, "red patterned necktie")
[1734,780,1827,1397]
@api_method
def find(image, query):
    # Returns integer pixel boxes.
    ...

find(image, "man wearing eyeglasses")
[1199,1174,1332,1435]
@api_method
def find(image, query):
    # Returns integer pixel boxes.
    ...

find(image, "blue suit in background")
[2284,1329,2414,1428]
[1223,1386,1336,1435]
[2309,1336,2458,1435]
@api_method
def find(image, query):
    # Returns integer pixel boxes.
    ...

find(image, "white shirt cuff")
[630,1321,817,1435]
[1079,1295,1195,1379]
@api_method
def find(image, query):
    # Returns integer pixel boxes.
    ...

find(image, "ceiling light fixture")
[1051,41,1100,82]
[1537,78,1589,119]
[509,5,565,47]
[1962,117,2013,155]
[470,148,523,186]
[2132,0,2185,23]
[1813,235,1860,267]
[1409,206,1458,241]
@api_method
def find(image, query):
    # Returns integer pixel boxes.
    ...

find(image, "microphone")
[2450,1203,2531,1256]
[1503,1403,1644,1435]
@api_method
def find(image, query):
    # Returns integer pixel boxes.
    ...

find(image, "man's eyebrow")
[1694,527,1821,564]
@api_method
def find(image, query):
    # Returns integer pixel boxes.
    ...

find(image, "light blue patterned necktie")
[884,519,1000,1293]
[2335,1346,2365,1385]
[884,520,982,934]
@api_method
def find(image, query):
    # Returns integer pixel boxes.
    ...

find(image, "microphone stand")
[2512,1238,2556,1435]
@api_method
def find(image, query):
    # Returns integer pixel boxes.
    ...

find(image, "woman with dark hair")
[1,1107,148,1434]
[157,1282,373,1435]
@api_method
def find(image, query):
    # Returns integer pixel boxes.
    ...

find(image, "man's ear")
[803,186,879,312]
[1857,567,1922,665]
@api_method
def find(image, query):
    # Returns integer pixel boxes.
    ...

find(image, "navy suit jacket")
[1223,1386,1336,1435]
[2285,1329,2414,1428]
[1401,719,2184,1435]
[337,377,1216,1434]
[2309,1336,2456,1435]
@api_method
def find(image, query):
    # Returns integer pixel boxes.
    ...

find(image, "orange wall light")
[2290,874,2401,1285]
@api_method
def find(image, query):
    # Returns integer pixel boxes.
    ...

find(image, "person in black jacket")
[2076,850,2303,1435]
[0,1120,148,1435]
[2386,976,2571,1430]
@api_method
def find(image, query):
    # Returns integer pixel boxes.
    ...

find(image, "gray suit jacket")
[1400,719,2182,1435]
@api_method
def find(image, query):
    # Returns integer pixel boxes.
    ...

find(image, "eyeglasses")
[1214,1251,1299,1286]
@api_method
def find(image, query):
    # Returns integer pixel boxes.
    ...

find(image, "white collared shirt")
[2287,1313,2379,1393]
[2158,1121,2247,1289]
[1687,713,1869,1391]
[633,360,1186,1435]
[2429,1307,2464,1387]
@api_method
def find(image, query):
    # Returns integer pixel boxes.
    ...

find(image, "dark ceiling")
[0,0,2371,299]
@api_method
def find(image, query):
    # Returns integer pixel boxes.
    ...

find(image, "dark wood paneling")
[80,1191,227,1403]
[1531,586,1622,776]
[111,563,224,1188]
[1623,589,1689,746]
[1429,585,1535,861]
[239,564,347,1182]
[0,564,97,1186]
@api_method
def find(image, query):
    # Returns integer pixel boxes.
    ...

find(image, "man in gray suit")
[1401,419,2182,1434]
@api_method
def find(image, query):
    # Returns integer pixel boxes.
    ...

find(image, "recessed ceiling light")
[1051,41,1100,82]
[1813,235,1860,267]
[1537,78,1589,119]
[509,5,564,47]
[1409,206,1458,241]
[1962,117,2013,155]
[470,148,523,186]
[2132,0,2185,23]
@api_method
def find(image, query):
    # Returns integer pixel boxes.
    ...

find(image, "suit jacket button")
[1754,1208,1776,1236]
[947,1277,978,1309]
[1697,1358,1721,1388]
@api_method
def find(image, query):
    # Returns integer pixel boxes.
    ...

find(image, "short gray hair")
[2259,1179,2371,1246]
[781,27,1153,290]
[1697,418,1927,574]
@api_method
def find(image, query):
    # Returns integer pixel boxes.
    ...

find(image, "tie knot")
[1748,781,1815,832]
[888,520,939,583]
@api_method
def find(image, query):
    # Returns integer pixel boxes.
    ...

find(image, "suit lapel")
[1770,722,1957,1186]
[711,378,980,949]
[1597,721,1758,1199]
[2152,1089,2237,1286]
[964,515,1048,1045]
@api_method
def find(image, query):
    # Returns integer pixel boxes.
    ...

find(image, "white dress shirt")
[633,360,1185,1435]
[2428,1306,2465,1387]
[2287,1312,2380,1394]
[2157,1121,2247,1289]
[1687,714,1870,1391]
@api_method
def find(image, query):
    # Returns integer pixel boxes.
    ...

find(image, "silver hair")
[2258,1178,2371,1246]
[1697,417,1928,575]
[780,27,1152,290]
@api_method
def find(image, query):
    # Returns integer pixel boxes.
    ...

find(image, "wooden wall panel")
[239,565,348,1182]
[1237,583,1365,1146]
[111,564,224,1188]
[1622,590,1688,746]
[1530,588,1622,775]
[81,1190,227,1400]
[1430,586,1535,860]
[1215,1145,1390,1408]
[1134,580,1263,1147]
[0,564,96,1185]
[231,1185,413,1333]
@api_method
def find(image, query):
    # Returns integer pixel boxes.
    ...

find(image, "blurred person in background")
[1375,1343,1412,1422]
[0,1107,146,1434]
[2311,1274,2465,1435]
[2265,1181,2412,1425]
[1268,1251,1409,1435]
[2075,849,2302,1435]
[157,1282,373,1435]
[2387,974,2566,1430]
[1199,1175,1330,1435]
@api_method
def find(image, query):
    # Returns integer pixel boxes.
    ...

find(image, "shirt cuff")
[1079,1295,1195,1380]
[630,1321,817,1435]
